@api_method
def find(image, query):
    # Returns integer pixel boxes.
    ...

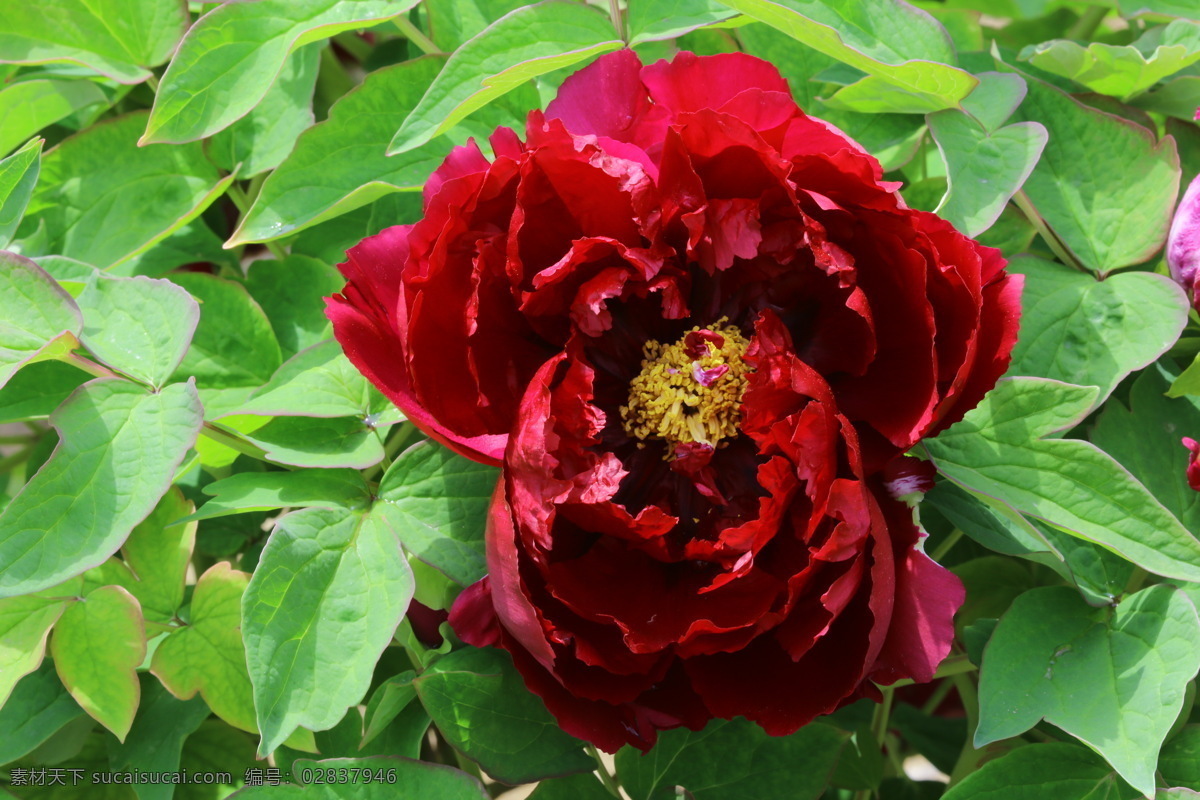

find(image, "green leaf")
[107,677,211,800]
[0,137,43,247]
[242,506,414,755]
[120,488,196,623]
[627,0,738,44]
[242,256,346,358]
[234,340,377,418]
[287,192,422,265]
[1008,68,1181,274]
[169,272,283,389]
[230,56,445,245]
[415,646,592,783]
[376,440,500,587]
[960,72,1028,133]
[361,671,417,749]
[736,22,837,110]
[0,379,203,598]
[426,0,531,50]
[713,0,977,113]
[926,480,1059,563]
[1020,20,1200,102]
[241,415,386,469]
[0,250,81,390]
[1161,725,1200,790]
[388,2,623,154]
[151,562,259,735]
[208,44,321,177]
[977,585,1200,796]
[616,717,846,800]
[0,79,107,158]
[816,106,925,171]
[144,0,418,144]
[75,272,199,389]
[187,469,370,522]
[0,360,83,423]
[1118,0,1200,16]
[1133,75,1200,122]
[107,220,239,280]
[924,377,1200,583]
[0,661,85,765]
[0,0,188,84]
[178,719,259,800]
[0,576,83,707]
[1006,257,1189,405]
[927,110,1046,236]
[50,585,146,741]
[23,113,232,269]
[1092,363,1200,535]
[941,742,1139,800]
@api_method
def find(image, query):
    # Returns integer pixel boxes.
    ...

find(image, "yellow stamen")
[619,319,752,457]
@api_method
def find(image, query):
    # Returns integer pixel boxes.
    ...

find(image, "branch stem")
[393,16,442,55]
[1013,192,1090,273]
[587,745,623,799]
[608,0,626,42]
[62,352,122,381]
[1067,5,1108,40]
[228,182,287,260]
[200,422,289,468]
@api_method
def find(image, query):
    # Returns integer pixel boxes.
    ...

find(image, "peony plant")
[0,1,1199,800]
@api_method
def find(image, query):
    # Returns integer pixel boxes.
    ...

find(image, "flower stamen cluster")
[620,319,751,454]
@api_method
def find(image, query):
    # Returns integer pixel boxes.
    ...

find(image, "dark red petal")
[932,270,1024,434]
[869,492,964,685]
[485,480,559,673]
[545,48,649,141]
[641,51,790,117]
[448,579,500,647]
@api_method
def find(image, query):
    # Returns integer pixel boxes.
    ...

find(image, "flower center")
[620,319,751,456]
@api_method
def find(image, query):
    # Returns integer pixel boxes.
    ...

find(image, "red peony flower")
[328,50,1021,752]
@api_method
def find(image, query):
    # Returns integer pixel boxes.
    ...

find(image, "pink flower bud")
[1185,437,1200,492]
[1168,174,1200,302]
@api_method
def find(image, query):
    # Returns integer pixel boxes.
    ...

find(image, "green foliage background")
[1,0,1200,798]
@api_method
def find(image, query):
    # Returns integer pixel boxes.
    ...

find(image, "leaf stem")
[0,435,34,445]
[587,744,623,799]
[362,420,419,481]
[1012,192,1090,274]
[920,676,957,715]
[1123,566,1149,597]
[883,652,975,690]
[585,743,624,800]
[871,686,895,747]
[1066,5,1108,40]
[245,171,268,206]
[61,352,122,381]
[930,528,964,562]
[0,445,33,475]
[227,182,287,260]
[200,421,288,468]
[946,672,982,787]
[145,73,160,93]
[393,15,443,56]
[608,0,626,42]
